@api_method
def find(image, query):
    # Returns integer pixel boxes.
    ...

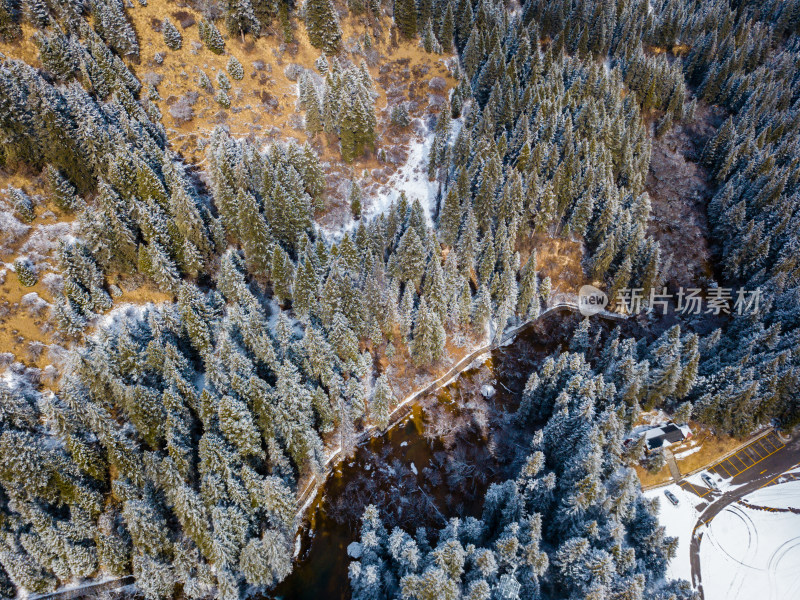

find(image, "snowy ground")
[646,480,800,598]
[319,114,465,243]
[644,483,702,582]
[700,481,800,600]
[644,472,745,583]
[364,122,438,227]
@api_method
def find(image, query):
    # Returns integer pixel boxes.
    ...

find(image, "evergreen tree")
[293,254,319,320]
[516,251,539,318]
[471,284,492,336]
[304,86,324,137]
[271,244,295,306]
[394,0,418,39]
[14,257,37,287]
[330,312,360,364]
[226,0,261,39]
[199,19,225,54]
[410,298,446,366]
[350,181,363,220]
[227,56,244,81]
[391,227,427,291]
[422,19,440,54]
[439,3,455,53]
[162,18,182,50]
[371,374,394,429]
[304,0,342,54]
[438,187,461,247]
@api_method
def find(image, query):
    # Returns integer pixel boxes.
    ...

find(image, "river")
[269,309,584,599]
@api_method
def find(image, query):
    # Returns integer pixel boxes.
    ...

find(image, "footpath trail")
[293,296,624,520]
[34,298,622,600]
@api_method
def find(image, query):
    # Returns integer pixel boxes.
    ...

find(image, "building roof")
[643,422,691,450]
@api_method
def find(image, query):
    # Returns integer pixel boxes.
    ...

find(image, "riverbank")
[292,295,619,525]
[271,298,625,599]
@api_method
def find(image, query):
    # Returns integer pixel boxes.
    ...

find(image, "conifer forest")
[0,0,798,599]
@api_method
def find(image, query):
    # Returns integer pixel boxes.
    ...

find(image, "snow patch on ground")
[644,483,702,583]
[674,446,702,460]
[371,125,437,224]
[0,210,30,247]
[648,480,800,597]
[92,302,160,337]
[319,116,465,243]
[699,481,800,600]
[740,480,800,511]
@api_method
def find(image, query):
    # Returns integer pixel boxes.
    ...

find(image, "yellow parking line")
[770,438,785,452]
[762,436,779,451]
[746,446,764,461]
[681,481,709,497]
[761,472,785,488]
[717,461,734,477]
[693,517,714,534]
[735,444,783,478]
[732,454,749,469]
[756,440,772,456]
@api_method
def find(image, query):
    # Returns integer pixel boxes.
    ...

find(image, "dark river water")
[268,310,582,599]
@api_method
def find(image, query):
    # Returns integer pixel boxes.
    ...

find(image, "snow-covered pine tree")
[393,0,418,38]
[349,181,363,220]
[199,19,225,54]
[390,226,427,292]
[162,18,182,50]
[410,297,446,366]
[271,244,295,306]
[304,0,342,54]
[227,56,244,81]
[439,2,454,52]
[371,374,394,430]
[226,0,261,39]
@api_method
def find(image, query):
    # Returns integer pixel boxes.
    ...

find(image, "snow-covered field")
[646,480,800,598]
[699,481,800,600]
[364,124,438,226]
[644,483,701,582]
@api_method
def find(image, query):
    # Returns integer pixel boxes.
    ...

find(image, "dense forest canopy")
[0,0,798,598]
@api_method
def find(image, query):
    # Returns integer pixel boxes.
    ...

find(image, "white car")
[701,473,718,490]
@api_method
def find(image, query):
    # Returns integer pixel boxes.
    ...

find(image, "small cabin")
[642,423,692,451]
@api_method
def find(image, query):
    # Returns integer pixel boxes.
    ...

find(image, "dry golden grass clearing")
[126,0,456,163]
[0,22,41,66]
[636,423,751,487]
[519,232,585,296]
[635,463,672,488]
[0,172,70,371]
[0,169,172,373]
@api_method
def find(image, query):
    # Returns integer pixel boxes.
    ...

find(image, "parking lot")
[679,431,786,498]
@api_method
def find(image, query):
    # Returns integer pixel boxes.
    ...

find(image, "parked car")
[664,490,680,506]
[701,473,718,489]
